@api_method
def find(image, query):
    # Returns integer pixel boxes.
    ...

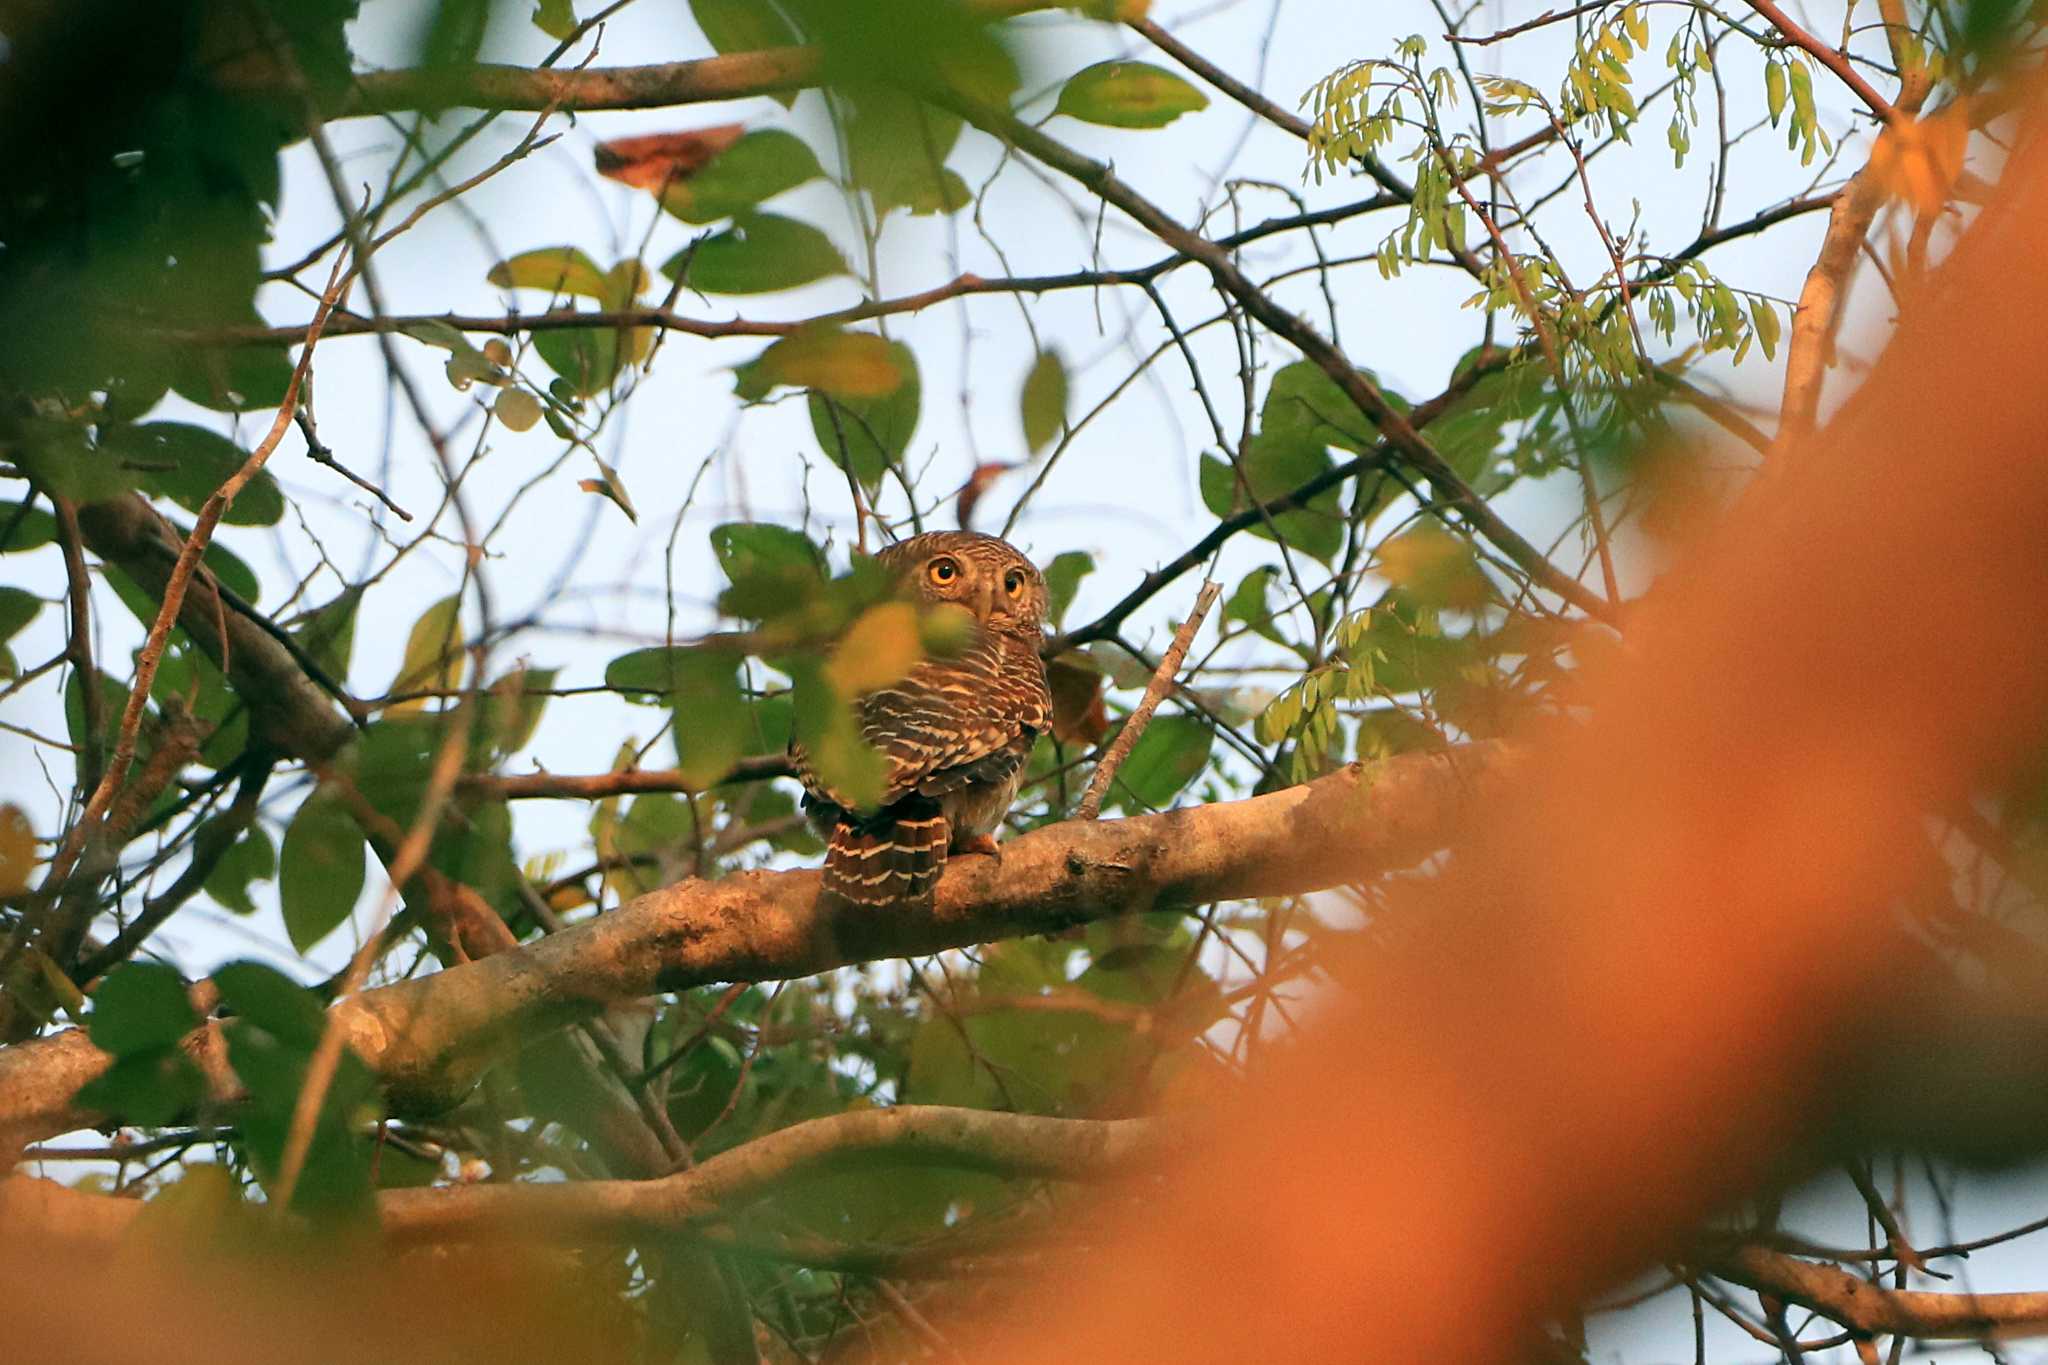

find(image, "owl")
[794,530,1052,908]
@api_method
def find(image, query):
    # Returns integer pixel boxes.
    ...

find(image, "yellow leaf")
[0,802,34,896]
[388,595,463,713]
[827,601,925,696]
[734,328,906,402]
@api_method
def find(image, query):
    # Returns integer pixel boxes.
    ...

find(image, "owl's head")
[877,531,1047,637]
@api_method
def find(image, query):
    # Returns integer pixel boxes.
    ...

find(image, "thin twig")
[1077,581,1221,820]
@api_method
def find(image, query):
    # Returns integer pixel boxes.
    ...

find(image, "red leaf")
[956,461,1018,529]
[594,125,747,192]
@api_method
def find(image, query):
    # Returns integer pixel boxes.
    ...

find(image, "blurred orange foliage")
[972,94,2048,1365]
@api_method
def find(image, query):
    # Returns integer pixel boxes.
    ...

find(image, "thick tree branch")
[1710,1245,2048,1339]
[3,1106,1163,1252]
[0,742,1520,1149]
[72,496,357,763]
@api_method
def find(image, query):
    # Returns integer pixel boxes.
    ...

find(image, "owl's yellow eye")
[928,558,959,586]
[1004,570,1026,599]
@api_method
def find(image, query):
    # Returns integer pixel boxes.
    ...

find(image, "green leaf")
[688,0,802,108]
[709,522,827,618]
[791,661,886,811]
[169,340,294,414]
[667,213,846,295]
[659,129,823,221]
[734,328,906,403]
[0,501,58,552]
[14,427,139,503]
[389,593,463,709]
[843,86,967,217]
[1261,360,1385,452]
[88,962,198,1055]
[896,167,972,216]
[1764,59,1787,125]
[666,655,747,789]
[531,0,577,40]
[212,960,326,1050]
[1022,348,1068,453]
[1198,446,1343,563]
[487,246,611,300]
[1054,60,1210,129]
[109,422,285,527]
[481,666,558,756]
[75,1049,204,1127]
[1224,565,1287,645]
[0,587,41,642]
[203,825,276,917]
[1106,714,1212,810]
[279,790,366,953]
[532,322,622,398]
[807,341,921,491]
[293,587,361,682]
[1042,551,1094,629]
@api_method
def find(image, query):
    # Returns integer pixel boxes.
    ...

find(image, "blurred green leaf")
[845,87,966,216]
[1042,551,1094,629]
[532,0,578,39]
[279,789,366,954]
[0,587,41,642]
[659,129,823,221]
[1055,60,1209,128]
[212,960,325,1049]
[203,825,276,917]
[294,587,361,682]
[667,213,847,295]
[689,0,803,107]
[734,327,905,402]
[482,666,558,756]
[791,661,885,810]
[807,341,920,491]
[488,246,611,300]
[0,502,58,553]
[1224,565,1289,646]
[1198,447,1342,563]
[389,593,463,710]
[169,339,294,414]
[1106,714,1211,810]
[88,962,198,1055]
[668,654,749,788]
[532,321,622,398]
[108,422,284,527]
[709,521,827,617]
[1022,348,1068,454]
[75,1049,204,1127]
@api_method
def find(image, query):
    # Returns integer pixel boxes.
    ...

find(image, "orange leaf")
[594,125,747,192]
[956,461,1018,529]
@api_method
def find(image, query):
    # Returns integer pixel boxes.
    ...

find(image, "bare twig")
[1077,582,1221,820]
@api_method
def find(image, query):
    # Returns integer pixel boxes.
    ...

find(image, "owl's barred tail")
[822,808,950,907]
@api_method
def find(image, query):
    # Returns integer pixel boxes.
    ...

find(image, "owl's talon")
[956,833,1003,860]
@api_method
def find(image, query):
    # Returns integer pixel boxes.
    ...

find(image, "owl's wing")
[794,634,1049,815]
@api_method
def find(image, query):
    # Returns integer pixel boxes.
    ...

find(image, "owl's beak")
[973,577,998,620]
